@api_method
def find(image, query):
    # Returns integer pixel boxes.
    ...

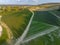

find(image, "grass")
[0,8,32,45]
[22,10,60,45]
[0,6,60,45]
[26,21,52,37]
[0,26,8,45]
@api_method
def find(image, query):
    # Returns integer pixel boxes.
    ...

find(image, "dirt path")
[1,21,13,44]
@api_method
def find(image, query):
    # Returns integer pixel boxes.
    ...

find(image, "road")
[15,10,34,45]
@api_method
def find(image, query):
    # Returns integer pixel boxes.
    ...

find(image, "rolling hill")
[0,3,60,45]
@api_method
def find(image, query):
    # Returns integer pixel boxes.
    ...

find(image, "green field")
[22,9,60,45]
[0,8,32,45]
[0,6,60,45]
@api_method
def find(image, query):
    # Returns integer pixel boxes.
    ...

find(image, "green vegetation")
[0,5,60,45]
[0,8,32,45]
[22,10,60,45]
[0,26,8,45]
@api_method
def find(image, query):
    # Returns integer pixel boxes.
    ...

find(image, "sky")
[0,0,60,5]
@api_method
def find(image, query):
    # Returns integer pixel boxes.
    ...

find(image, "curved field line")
[22,26,59,43]
[1,22,13,43]
[48,11,60,19]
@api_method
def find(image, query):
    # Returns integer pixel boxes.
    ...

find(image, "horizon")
[0,0,60,5]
